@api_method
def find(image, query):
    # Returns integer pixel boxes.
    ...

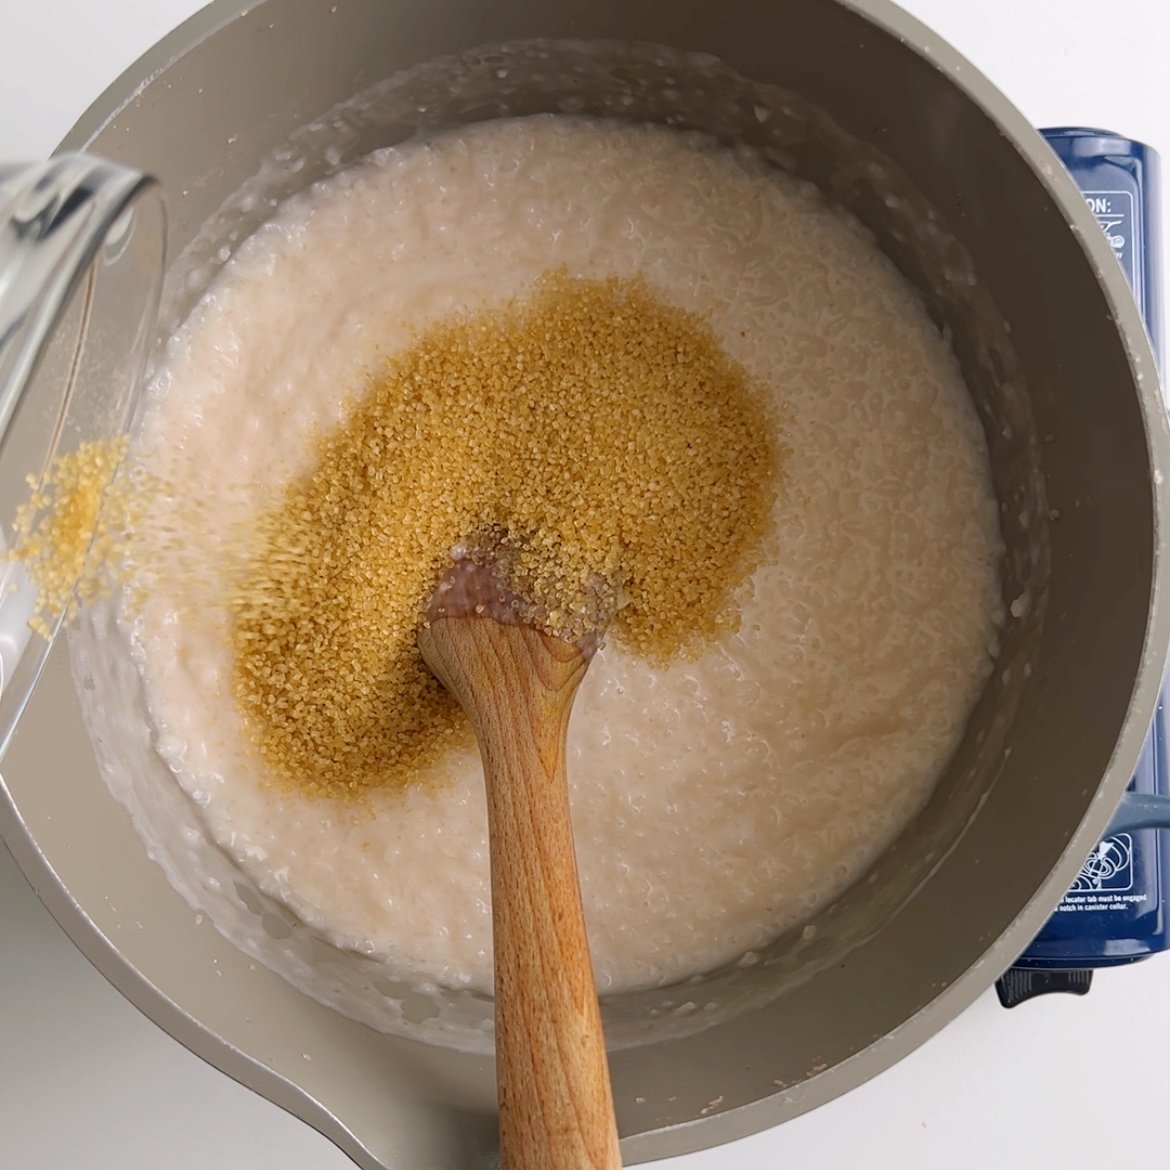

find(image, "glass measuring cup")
[0,155,164,755]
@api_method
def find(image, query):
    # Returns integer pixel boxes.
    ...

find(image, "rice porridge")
[122,116,1002,1001]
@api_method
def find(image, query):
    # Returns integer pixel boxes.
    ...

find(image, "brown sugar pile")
[231,271,783,799]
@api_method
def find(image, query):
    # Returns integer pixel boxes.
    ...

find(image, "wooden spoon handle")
[419,617,621,1170]
[483,656,621,1170]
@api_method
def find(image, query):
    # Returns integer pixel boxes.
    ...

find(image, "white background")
[2,1,1170,1167]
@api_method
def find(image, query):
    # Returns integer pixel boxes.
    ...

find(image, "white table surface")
[3,2,1170,1167]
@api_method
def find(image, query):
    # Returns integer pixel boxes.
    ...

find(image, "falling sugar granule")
[6,438,132,638]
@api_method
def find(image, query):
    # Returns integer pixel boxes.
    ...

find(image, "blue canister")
[998,129,1166,1006]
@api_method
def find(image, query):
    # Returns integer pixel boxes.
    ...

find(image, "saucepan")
[1,0,1169,1166]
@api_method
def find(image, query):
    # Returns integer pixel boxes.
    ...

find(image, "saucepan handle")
[1105,791,1170,834]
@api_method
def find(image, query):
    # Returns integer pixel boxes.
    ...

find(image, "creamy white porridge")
[125,115,1002,999]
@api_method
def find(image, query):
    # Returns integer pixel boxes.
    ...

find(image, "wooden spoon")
[417,558,621,1170]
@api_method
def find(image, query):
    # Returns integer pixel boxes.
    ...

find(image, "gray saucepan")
[1,1,1169,1166]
